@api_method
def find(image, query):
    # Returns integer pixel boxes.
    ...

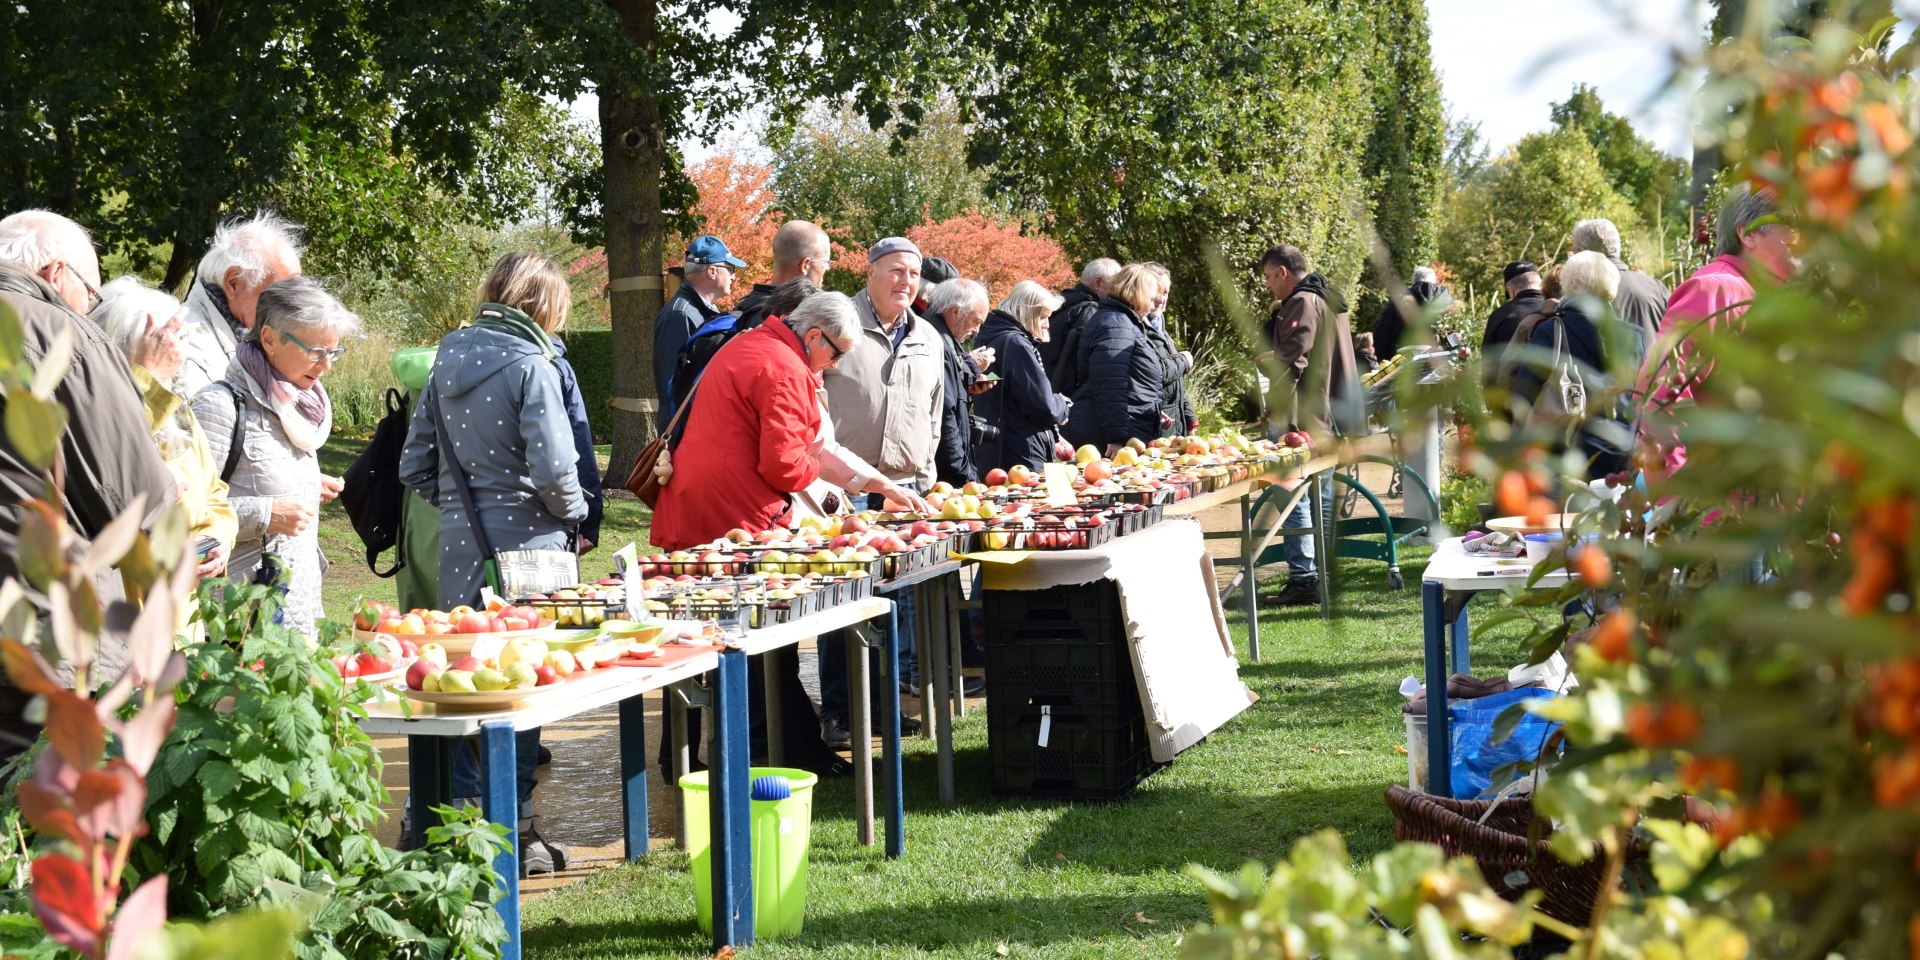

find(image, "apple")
[545,650,578,676]
[448,604,476,620]
[425,622,452,635]
[397,613,426,635]
[725,527,754,543]
[486,617,507,633]
[498,637,550,672]
[353,651,392,677]
[406,659,441,691]
[1084,460,1114,483]
[1074,444,1100,465]
[449,655,486,674]
[439,670,477,693]
[534,664,560,686]
[396,637,420,658]
[929,480,954,495]
[1282,431,1310,448]
[938,498,968,520]
[983,467,1009,486]
[454,612,491,634]
[503,662,539,690]
[842,515,870,533]
[374,616,404,634]
[419,643,449,667]
[332,655,360,679]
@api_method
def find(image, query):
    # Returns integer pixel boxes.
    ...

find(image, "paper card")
[954,550,1033,565]
[1043,462,1078,508]
[613,541,639,577]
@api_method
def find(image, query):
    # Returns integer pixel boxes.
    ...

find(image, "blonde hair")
[997,280,1063,338]
[1107,264,1159,314]
[479,252,571,332]
[1558,251,1620,303]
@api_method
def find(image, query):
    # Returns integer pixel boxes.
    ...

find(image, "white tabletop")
[358,596,894,736]
[1162,454,1339,517]
[1422,536,1571,591]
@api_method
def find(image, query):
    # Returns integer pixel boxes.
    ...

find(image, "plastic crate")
[983,633,1135,724]
[988,705,1158,800]
[984,581,1124,645]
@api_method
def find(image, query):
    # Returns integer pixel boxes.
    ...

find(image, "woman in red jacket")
[652,291,919,549]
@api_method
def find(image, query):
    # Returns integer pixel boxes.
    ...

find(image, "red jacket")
[651,320,823,549]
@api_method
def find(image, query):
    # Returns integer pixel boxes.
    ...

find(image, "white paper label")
[1038,705,1052,749]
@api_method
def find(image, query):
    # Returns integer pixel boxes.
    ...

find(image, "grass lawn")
[513,548,1537,960]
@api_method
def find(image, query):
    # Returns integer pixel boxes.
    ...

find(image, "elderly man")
[818,236,945,745]
[1043,257,1120,390]
[1257,244,1359,608]
[653,234,745,427]
[1481,261,1545,396]
[732,221,830,331]
[0,210,178,760]
[179,212,305,399]
[922,277,994,486]
[1571,218,1666,345]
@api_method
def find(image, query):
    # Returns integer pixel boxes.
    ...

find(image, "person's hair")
[0,209,94,275]
[771,220,830,270]
[92,277,181,365]
[788,290,858,344]
[998,280,1064,337]
[1507,270,1543,293]
[925,277,988,322]
[479,252,571,332]
[1354,331,1375,348]
[251,276,361,344]
[1541,266,1564,300]
[1107,264,1160,313]
[1080,258,1120,286]
[1141,261,1171,282]
[1570,218,1623,259]
[765,277,820,318]
[1410,265,1438,284]
[1558,251,1620,302]
[196,211,304,290]
[1718,184,1780,257]
[1259,244,1309,276]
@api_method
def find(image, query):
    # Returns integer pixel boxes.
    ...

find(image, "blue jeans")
[452,727,542,804]
[1281,480,1333,583]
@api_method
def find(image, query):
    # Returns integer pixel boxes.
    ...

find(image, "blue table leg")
[710,648,754,948]
[882,604,905,859]
[407,735,449,851]
[619,693,649,861]
[478,721,520,960]
[1450,595,1472,676]
[1421,581,1451,799]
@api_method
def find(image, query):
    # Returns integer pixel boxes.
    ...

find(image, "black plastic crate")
[989,706,1158,800]
[984,634,1135,724]
[984,582,1124,646]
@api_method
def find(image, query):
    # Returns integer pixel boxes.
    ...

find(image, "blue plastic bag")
[1448,687,1561,799]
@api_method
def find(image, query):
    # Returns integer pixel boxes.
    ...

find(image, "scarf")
[473,302,555,358]
[199,280,249,344]
[237,340,332,452]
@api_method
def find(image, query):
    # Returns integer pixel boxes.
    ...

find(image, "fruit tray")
[991,518,1118,551]
[352,625,555,658]
[515,597,624,628]
[887,540,953,580]
[400,683,569,713]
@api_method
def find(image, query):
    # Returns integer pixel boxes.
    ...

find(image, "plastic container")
[1404,711,1429,792]
[680,767,819,938]
[1523,532,1563,565]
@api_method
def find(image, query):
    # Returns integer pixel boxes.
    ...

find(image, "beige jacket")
[822,290,945,489]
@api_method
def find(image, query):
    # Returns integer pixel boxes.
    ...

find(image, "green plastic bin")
[680,766,818,938]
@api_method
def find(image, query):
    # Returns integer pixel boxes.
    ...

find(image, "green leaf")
[201,758,242,801]
[4,393,65,476]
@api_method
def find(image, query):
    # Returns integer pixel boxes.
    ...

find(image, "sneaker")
[962,675,986,698]
[1269,578,1323,608]
[536,743,553,766]
[899,678,922,697]
[822,715,853,750]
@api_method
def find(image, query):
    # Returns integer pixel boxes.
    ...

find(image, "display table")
[1419,537,1569,797]
[975,519,1256,762]
[360,597,895,958]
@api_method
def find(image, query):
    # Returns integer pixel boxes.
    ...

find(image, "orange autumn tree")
[669,149,783,308]
[904,209,1075,302]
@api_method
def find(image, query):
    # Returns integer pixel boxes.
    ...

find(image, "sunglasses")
[275,326,346,363]
[815,329,849,363]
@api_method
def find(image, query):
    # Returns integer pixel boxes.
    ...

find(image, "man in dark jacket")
[1482,261,1545,387]
[1043,257,1119,392]
[652,234,744,428]
[732,220,830,332]
[0,210,177,760]
[922,277,992,486]
[1571,218,1666,343]
[1257,243,1358,607]
[1370,265,1452,359]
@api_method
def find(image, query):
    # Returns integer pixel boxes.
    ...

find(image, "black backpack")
[665,312,738,438]
[339,388,413,577]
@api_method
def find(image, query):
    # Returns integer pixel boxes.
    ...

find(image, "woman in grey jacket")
[398,252,587,877]
[193,276,358,638]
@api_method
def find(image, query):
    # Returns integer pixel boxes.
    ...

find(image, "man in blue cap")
[652,234,746,429]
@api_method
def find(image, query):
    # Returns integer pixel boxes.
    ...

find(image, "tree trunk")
[600,0,666,480]
[162,224,202,292]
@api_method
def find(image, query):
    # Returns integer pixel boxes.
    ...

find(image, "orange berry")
[1664,702,1702,743]
[1679,755,1739,792]
[1876,747,1920,808]
[1626,701,1702,747]
[1752,790,1802,836]
[1495,471,1529,517]
[1589,610,1636,664]
[1714,804,1752,847]
[1525,496,1554,527]
[1571,548,1613,589]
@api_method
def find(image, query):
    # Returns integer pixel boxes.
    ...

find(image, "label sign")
[1043,463,1078,508]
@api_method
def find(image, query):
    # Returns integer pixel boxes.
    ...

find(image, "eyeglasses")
[815,330,849,364]
[62,261,101,314]
[275,327,346,363]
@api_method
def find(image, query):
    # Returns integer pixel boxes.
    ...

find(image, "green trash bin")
[680,767,818,938]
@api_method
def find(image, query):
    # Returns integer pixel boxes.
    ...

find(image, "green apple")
[439,669,476,693]
[472,668,510,692]
[497,636,549,672]
[503,662,539,690]
[419,643,449,668]
[1075,444,1100,465]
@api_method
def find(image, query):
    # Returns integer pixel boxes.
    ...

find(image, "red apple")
[1053,439,1075,462]
[534,664,560,686]
[353,651,392,677]
[984,468,1009,486]
[332,655,361,679]
[501,616,529,632]
[454,612,491,634]
[397,638,420,658]
[449,655,486,674]
[487,617,507,633]
[842,516,870,533]
[405,659,439,690]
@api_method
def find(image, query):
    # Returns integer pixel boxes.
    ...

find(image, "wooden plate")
[353,625,556,658]
[398,686,556,713]
[1485,514,1580,536]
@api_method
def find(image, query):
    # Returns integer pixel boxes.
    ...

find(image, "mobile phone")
[194,536,221,561]
[977,373,1002,382]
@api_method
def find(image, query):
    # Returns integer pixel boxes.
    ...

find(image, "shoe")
[899,716,922,737]
[899,678,922,697]
[518,810,570,877]
[962,675,986,698]
[1269,578,1323,608]
[822,715,852,750]
[798,751,856,778]
[536,743,553,766]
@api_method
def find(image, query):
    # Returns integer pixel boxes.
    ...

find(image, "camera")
[968,416,1000,446]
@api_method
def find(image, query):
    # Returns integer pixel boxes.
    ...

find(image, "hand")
[1158,412,1175,429]
[135,312,185,382]
[268,500,314,538]
[318,474,343,504]
[195,540,228,579]
[577,535,596,554]
[875,478,931,515]
[1187,419,1200,432]
[970,346,996,370]
[1178,350,1194,372]
[966,380,995,395]
[1104,443,1122,458]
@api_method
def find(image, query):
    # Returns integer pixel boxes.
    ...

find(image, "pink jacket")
[1640,255,1755,477]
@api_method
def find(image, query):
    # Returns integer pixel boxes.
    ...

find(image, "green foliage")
[558,329,614,444]
[1361,0,1445,283]
[1550,84,1692,234]
[1440,469,1491,535]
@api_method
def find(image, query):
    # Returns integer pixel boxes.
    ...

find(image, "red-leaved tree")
[904,210,1076,303]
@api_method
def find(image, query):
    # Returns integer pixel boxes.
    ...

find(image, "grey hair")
[1410,265,1439,284]
[250,276,360,343]
[0,209,96,278]
[1717,184,1778,257]
[1080,258,1120,286]
[1558,251,1620,302]
[91,277,182,364]
[197,211,304,290]
[788,290,858,344]
[997,280,1064,338]
[925,278,988,322]
[1571,219,1622,258]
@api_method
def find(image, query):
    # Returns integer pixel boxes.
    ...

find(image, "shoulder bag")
[622,374,702,507]
[1529,314,1587,425]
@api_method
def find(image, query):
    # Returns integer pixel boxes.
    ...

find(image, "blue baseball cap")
[683,234,747,270]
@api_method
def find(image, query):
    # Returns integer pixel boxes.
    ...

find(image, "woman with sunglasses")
[192,276,359,637]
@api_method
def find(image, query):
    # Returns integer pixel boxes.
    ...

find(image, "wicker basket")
[1383,785,1646,928]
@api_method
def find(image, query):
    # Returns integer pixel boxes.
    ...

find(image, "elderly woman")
[1513,250,1633,479]
[1065,263,1176,451]
[94,278,237,584]
[923,277,993,486]
[974,281,1071,471]
[1140,262,1195,436]
[192,276,357,637]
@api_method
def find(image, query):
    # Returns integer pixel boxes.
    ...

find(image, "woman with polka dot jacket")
[400,252,588,610]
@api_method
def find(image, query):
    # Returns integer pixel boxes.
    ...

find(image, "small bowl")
[603,620,667,645]
[1523,532,1563,565]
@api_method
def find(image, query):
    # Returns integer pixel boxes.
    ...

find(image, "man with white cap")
[653,234,746,428]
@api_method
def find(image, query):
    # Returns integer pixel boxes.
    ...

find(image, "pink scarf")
[237,340,328,427]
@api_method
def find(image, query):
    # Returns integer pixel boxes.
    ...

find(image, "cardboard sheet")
[978,519,1256,762]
